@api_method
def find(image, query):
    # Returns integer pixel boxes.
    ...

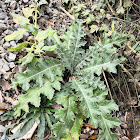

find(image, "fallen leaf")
[84,123,95,129]
[12,66,19,73]
[89,135,98,139]
[0,103,12,110]
[2,80,10,90]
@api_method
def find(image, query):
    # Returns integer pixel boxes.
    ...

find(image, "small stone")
[9,62,15,68]
[4,29,13,35]
[5,0,11,3]
[10,41,16,47]
[0,125,6,133]
[23,32,29,40]
[0,59,4,66]
[0,20,5,23]
[10,1,17,10]
[8,53,16,61]
[14,24,19,29]
[0,12,7,20]
[3,64,10,71]
[3,42,10,49]
[0,23,7,30]
[23,0,29,3]
[27,36,33,41]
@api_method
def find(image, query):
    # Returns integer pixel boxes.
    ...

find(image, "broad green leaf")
[34,41,44,54]
[90,25,99,33]
[8,42,28,52]
[5,30,26,41]
[19,52,34,66]
[35,29,55,42]
[42,45,57,51]
[21,24,38,35]
[37,114,45,140]
[11,13,29,25]
[22,7,34,18]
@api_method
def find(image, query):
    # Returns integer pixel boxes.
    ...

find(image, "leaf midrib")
[18,63,61,84]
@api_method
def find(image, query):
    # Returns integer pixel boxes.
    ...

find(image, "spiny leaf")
[54,95,78,127]
[5,30,26,41]
[14,77,62,117]
[72,79,99,127]
[52,122,69,139]
[98,114,120,140]
[62,114,84,140]
[11,57,63,90]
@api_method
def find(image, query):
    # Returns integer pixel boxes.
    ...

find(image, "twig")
[59,6,76,21]
[102,70,113,100]
[105,0,117,16]
[121,72,137,138]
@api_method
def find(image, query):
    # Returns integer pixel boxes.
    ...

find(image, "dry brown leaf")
[0,103,12,110]
[0,68,6,74]
[4,96,14,104]
[12,121,40,139]
[0,91,3,103]
[89,134,98,139]
[12,66,19,73]
[2,80,10,90]
[84,123,95,129]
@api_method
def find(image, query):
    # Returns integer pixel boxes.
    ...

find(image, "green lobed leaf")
[62,114,84,140]
[11,57,63,90]
[14,77,62,117]
[5,30,26,41]
[54,95,78,127]
[52,122,69,139]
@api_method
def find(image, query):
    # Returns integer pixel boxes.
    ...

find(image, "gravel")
[10,1,17,10]
[10,41,16,47]
[3,64,10,71]
[0,12,7,20]
[9,62,15,68]
[8,53,16,61]
[3,42,10,49]
[0,23,7,30]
